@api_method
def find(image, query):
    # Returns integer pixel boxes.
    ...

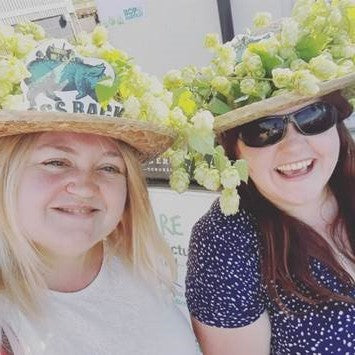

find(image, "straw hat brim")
[0,110,176,162]
[214,72,355,133]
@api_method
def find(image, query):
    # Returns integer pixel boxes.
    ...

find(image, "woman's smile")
[275,158,315,179]
[17,132,128,257]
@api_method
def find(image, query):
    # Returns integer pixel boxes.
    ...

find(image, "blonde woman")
[0,25,196,355]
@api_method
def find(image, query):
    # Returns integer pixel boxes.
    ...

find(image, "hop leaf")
[176,89,197,117]
[296,32,331,61]
[207,96,232,115]
[213,145,231,171]
[187,127,215,155]
[233,160,248,183]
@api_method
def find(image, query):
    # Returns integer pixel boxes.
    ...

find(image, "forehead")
[34,132,120,153]
[273,98,318,115]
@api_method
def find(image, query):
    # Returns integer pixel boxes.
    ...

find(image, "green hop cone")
[290,58,309,71]
[123,96,141,119]
[1,94,26,110]
[15,22,45,41]
[309,54,338,80]
[272,68,294,89]
[91,26,108,47]
[169,149,186,169]
[203,168,221,191]
[292,70,320,95]
[169,167,190,193]
[204,33,220,50]
[0,81,13,99]
[193,162,209,186]
[163,69,183,90]
[253,12,272,29]
[211,76,232,96]
[221,167,241,189]
[220,188,240,216]
[240,78,257,95]
[280,18,300,47]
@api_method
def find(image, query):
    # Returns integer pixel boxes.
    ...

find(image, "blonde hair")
[108,140,176,291]
[0,133,46,316]
[0,133,176,317]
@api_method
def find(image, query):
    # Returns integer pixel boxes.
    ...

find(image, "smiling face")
[17,132,127,257]
[236,102,340,210]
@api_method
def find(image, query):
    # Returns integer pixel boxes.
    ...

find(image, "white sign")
[96,0,146,28]
[148,188,218,316]
[149,187,218,354]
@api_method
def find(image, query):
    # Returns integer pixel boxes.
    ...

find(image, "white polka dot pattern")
[185,199,355,355]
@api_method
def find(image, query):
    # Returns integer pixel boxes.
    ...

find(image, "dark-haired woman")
[185,92,355,354]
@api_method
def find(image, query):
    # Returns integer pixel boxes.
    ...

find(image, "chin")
[279,191,323,208]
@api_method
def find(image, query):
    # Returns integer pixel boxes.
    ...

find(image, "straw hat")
[0,109,176,162]
[0,25,176,162]
[214,72,355,133]
[161,0,355,215]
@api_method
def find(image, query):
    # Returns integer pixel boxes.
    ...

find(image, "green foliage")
[296,33,331,62]
[187,127,215,155]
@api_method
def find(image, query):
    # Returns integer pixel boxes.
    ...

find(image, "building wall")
[230,0,295,34]
[0,0,73,24]
[102,0,222,78]
[0,0,79,39]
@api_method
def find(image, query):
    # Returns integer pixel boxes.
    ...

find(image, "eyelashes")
[41,160,126,176]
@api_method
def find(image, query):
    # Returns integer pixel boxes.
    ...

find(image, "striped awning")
[0,0,74,25]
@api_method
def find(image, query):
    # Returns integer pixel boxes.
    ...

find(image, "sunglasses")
[238,102,339,148]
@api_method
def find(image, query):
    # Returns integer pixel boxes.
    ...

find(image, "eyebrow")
[36,144,122,158]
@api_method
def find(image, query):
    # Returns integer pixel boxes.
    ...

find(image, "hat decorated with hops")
[163,0,355,216]
[0,23,176,162]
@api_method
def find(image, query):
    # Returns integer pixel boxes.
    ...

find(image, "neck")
[278,188,338,237]
[43,242,104,292]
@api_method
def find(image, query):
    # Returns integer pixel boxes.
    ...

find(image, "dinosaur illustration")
[24,55,107,107]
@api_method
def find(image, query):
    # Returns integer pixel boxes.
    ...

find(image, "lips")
[275,159,315,178]
[52,206,100,215]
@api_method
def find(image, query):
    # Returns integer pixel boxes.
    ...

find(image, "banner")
[95,0,145,28]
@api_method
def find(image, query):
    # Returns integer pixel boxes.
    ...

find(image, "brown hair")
[219,98,355,309]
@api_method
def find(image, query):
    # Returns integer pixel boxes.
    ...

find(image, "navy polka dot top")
[185,200,355,355]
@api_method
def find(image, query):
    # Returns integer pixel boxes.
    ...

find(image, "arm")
[186,203,270,354]
[191,311,271,355]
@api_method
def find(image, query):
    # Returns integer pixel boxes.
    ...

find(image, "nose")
[65,170,99,199]
[282,120,304,143]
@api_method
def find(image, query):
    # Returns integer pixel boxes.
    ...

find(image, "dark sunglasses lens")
[296,103,337,135]
[240,117,284,147]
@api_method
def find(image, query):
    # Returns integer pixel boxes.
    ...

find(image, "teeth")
[277,159,312,172]
[59,207,94,214]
